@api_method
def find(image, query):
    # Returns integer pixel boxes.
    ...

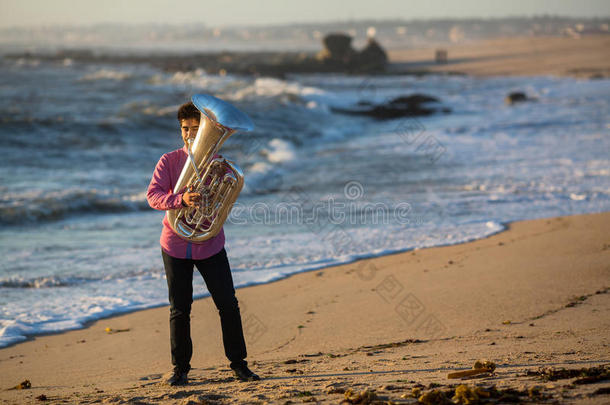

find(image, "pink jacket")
[146,147,225,260]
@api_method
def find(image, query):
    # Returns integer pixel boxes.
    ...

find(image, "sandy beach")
[1,211,608,404]
[388,35,610,78]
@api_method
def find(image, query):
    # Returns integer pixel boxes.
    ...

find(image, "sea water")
[0,57,609,347]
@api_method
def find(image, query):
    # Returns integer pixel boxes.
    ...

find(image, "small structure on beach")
[435,49,448,64]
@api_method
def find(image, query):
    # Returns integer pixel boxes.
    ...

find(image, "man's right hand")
[182,192,202,207]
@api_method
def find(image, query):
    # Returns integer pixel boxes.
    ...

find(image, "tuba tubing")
[167,94,254,242]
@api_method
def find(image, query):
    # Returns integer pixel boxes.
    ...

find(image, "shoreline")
[0,217,508,350]
[0,212,528,351]
[0,212,602,345]
[0,209,603,351]
[1,211,609,404]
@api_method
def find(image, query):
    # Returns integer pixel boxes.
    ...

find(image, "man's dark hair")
[177,102,200,122]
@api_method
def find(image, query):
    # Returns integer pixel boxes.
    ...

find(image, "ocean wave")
[0,114,75,127]
[0,275,90,288]
[260,138,296,163]
[236,138,297,195]
[148,68,247,94]
[148,69,324,106]
[12,57,41,67]
[79,68,133,81]
[242,164,286,195]
[226,77,324,104]
[116,99,180,120]
[0,267,163,289]
[0,115,134,146]
[0,189,150,225]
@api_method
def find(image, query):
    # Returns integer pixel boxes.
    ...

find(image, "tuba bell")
[167,94,254,242]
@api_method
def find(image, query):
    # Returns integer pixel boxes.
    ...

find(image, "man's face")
[180,118,200,147]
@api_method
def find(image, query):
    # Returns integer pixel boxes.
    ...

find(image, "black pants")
[162,248,247,373]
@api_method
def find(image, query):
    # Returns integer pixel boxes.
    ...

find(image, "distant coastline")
[4,34,609,79]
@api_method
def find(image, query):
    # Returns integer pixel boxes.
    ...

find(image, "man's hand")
[182,192,202,207]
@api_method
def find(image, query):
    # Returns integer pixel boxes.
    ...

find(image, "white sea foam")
[80,68,132,81]
[261,138,296,163]
[228,77,324,103]
[148,68,246,94]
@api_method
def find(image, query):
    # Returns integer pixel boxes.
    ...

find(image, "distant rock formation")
[317,33,388,73]
[317,33,356,64]
[358,38,388,72]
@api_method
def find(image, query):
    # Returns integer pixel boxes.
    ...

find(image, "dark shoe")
[232,364,260,381]
[165,370,188,386]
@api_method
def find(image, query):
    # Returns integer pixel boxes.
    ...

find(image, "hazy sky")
[1,0,608,28]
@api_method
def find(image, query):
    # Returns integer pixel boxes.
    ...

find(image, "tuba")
[167,94,254,242]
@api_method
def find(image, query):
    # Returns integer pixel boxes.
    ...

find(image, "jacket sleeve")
[147,154,184,211]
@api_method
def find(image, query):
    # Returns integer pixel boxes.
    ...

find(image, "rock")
[317,33,357,66]
[331,94,449,119]
[317,32,388,73]
[357,38,388,72]
[391,94,440,105]
[505,91,536,105]
[324,33,353,56]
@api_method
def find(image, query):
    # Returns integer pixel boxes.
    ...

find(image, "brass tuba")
[167,94,254,242]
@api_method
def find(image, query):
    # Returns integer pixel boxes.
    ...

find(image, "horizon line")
[2,14,609,31]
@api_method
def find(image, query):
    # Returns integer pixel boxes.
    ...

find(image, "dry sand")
[388,35,610,78]
[1,212,609,404]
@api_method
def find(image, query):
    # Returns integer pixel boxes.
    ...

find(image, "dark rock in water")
[357,38,388,72]
[505,91,536,105]
[390,95,440,105]
[331,94,450,120]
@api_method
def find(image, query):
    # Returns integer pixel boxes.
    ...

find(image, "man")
[147,101,259,385]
